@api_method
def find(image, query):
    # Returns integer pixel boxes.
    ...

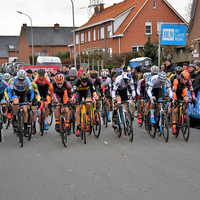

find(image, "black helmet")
[175,66,183,75]
[90,70,98,79]
[80,72,89,83]
[38,68,45,75]
[141,67,147,74]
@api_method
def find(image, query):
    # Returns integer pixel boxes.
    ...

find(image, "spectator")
[146,65,151,72]
[117,64,125,74]
[56,69,61,74]
[61,66,69,76]
[160,62,165,71]
[77,65,86,77]
[188,64,196,83]
[26,69,34,80]
[50,73,55,82]
[193,61,200,96]
[183,63,188,71]
[165,59,173,73]
[193,58,199,67]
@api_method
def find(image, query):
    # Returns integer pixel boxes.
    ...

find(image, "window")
[35,52,48,56]
[107,25,112,37]
[145,21,152,35]
[157,21,163,34]
[93,29,96,41]
[88,31,91,42]
[107,47,112,57]
[100,27,104,39]
[131,46,144,52]
[85,32,87,43]
[8,45,15,49]
[76,34,79,45]
[81,33,84,44]
[153,0,156,9]
[97,28,100,40]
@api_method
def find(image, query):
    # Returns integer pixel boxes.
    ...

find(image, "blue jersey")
[0,80,10,94]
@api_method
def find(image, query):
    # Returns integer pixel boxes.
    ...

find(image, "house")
[187,0,200,60]
[18,23,74,64]
[0,36,19,65]
[69,0,187,61]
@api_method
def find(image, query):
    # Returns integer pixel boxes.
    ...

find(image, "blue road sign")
[160,24,187,45]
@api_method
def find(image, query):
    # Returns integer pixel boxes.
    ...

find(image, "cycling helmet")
[38,68,45,75]
[143,72,149,79]
[3,73,11,80]
[17,69,26,80]
[151,65,159,74]
[4,66,11,73]
[101,71,108,78]
[90,70,98,79]
[158,71,167,83]
[141,67,147,74]
[122,72,131,84]
[80,72,89,83]
[181,71,190,80]
[0,73,3,80]
[55,74,65,83]
[69,67,78,77]
[111,68,116,73]
[175,66,183,75]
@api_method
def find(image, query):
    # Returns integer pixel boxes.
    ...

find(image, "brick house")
[187,0,200,60]
[18,23,74,64]
[69,0,187,61]
[0,36,19,65]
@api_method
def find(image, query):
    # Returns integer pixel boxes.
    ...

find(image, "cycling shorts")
[152,88,164,100]
[116,89,128,101]
[105,89,110,99]
[76,89,92,105]
[12,90,28,103]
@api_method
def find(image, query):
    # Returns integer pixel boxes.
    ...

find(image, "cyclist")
[65,67,78,91]
[26,77,40,135]
[48,74,72,134]
[34,68,51,130]
[170,66,183,86]
[171,71,196,135]
[8,70,34,137]
[101,71,112,122]
[112,72,135,111]
[0,73,10,122]
[3,73,12,83]
[147,71,173,124]
[71,72,97,137]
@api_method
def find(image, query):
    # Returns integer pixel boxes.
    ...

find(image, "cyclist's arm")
[172,79,178,100]
[188,79,195,100]
[129,80,136,98]
[137,79,142,96]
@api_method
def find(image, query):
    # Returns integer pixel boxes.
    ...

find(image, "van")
[36,56,62,69]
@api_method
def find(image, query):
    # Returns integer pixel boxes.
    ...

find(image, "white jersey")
[112,75,135,98]
[147,75,172,99]
[102,77,112,93]
[10,76,32,92]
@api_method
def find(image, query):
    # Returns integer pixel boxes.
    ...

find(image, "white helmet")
[101,71,108,78]
[17,69,26,80]
[3,73,11,80]
[158,71,168,83]
[151,65,160,75]
[122,72,131,84]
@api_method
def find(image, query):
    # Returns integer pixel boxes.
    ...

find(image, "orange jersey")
[34,75,50,86]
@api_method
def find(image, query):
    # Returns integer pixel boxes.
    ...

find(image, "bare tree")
[184,0,193,22]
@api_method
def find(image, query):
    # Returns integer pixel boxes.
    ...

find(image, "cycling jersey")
[0,80,10,94]
[112,75,135,99]
[102,77,112,93]
[147,75,172,99]
[73,78,95,94]
[65,75,77,90]
[34,75,50,86]
[92,77,103,97]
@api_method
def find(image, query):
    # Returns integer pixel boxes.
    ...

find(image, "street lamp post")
[70,0,76,68]
[17,11,34,65]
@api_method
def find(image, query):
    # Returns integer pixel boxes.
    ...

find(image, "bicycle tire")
[59,114,68,147]
[71,108,75,134]
[104,104,108,128]
[93,110,101,138]
[181,111,190,142]
[124,111,133,142]
[48,108,53,126]
[82,113,86,144]
[147,110,156,138]
[39,109,45,136]
[18,112,23,147]
[112,110,121,138]
[27,111,33,141]
[161,112,169,142]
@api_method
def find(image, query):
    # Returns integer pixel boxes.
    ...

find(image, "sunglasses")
[102,77,107,79]
[56,82,63,85]
[19,79,25,82]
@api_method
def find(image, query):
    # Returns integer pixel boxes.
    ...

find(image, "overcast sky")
[0,0,190,36]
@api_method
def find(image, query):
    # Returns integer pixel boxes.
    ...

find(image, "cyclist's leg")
[105,89,111,121]
[62,90,70,133]
[182,89,189,110]
[75,91,82,136]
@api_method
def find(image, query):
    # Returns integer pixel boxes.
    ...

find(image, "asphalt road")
[0,120,200,200]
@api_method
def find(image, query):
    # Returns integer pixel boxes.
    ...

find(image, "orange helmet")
[181,71,190,80]
[55,74,64,83]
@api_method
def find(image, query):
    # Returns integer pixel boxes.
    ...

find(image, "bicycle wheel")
[48,108,53,126]
[82,113,86,144]
[181,111,190,142]
[71,108,75,134]
[124,111,133,142]
[39,109,45,136]
[27,111,33,141]
[93,110,101,138]
[112,110,121,138]
[161,112,169,142]
[147,110,156,138]
[104,104,108,128]
[59,114,68,147]
[18,113,23,147]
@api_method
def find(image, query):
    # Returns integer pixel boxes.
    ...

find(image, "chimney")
[23,23,27,29]
[94,6,99,14]
[100,3,104,13]
[54,23,60,30]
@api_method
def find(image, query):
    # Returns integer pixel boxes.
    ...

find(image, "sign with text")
[160,24,187,45]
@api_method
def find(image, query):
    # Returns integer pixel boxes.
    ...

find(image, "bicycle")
[89,100,101,138]
[137,97,145,127]
[48,100,54,126]
[0,103,7,142]
[27,105,33,141]
[51,103,68,147]
[112,101,134,142]
[69,102,75,134]
[146,98,170,142]
[38,98,46,136]
[173,100,192,142]
[101,98,108,128]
